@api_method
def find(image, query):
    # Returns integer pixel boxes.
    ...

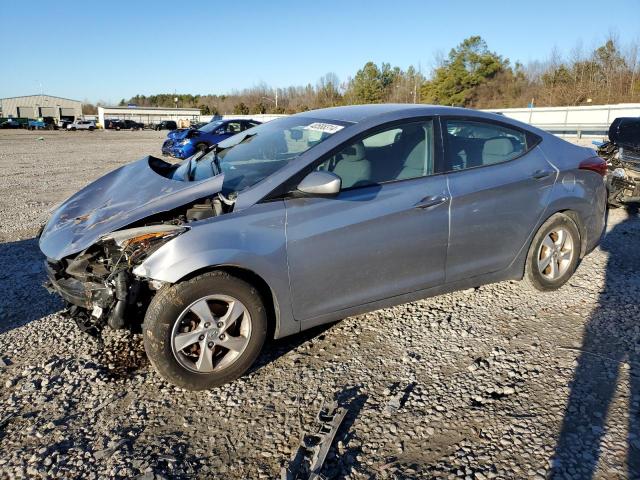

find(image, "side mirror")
[297,171,341,197]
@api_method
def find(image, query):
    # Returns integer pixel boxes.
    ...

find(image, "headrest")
[340,141,366,162]
[483,137,514,156]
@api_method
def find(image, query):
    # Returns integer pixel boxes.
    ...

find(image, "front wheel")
[143,271,267,390]
[522,213,581,291]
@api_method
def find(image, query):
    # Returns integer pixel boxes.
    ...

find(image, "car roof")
[294,104,508,124]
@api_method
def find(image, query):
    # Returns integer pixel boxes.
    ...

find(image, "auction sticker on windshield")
[304,122,344,134]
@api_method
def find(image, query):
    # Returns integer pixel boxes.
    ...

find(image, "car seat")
[333,141,371,189]
[482,137,515,165]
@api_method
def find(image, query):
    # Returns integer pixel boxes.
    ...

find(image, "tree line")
[85,35,640,115]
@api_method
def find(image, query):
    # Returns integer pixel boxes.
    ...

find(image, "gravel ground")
[0,129,638,479]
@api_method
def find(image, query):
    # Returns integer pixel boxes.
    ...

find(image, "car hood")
[168,128,193,140]
[39,156,223,260]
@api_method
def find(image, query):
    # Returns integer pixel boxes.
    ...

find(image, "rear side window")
[443,119,529,172]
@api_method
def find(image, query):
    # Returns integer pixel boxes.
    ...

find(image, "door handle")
[415,195,449,209]
[532,169,553,180]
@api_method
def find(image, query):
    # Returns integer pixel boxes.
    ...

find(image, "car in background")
[105,119,144,130]
[58,119,74,130]
[597,116,640,206]
[67,120,96,131]
[40,104,607,390]
[27,119,53,130]
[162,119,261,158]
[0,118,24,129]
[123,120,144,130]
[154,120,178,131]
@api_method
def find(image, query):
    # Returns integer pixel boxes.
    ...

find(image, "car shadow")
[552,205,640,478]
[0,237,62,334]
[249,322,338,373]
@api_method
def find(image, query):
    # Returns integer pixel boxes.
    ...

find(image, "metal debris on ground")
[281,401,348,480]
[93,439,129,460]
[385,381,416,413]
[0,413,15,431]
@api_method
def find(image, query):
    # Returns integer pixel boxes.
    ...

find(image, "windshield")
[173,116,349,193]
[198,120,224,133]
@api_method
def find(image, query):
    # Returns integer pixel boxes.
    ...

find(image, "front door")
[284,119,450,322]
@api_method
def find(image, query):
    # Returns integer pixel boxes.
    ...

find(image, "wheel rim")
[537,227,574,281]
[170,295,251,374]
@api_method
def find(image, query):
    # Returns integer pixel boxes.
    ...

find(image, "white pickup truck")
[67,120,96,131]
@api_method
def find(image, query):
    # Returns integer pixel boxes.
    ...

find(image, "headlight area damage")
[44,225,187,334]
[39,155,232,335]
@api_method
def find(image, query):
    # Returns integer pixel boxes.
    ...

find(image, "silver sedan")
[40,105,607,390]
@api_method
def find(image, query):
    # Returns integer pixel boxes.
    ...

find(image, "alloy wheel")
[170,295,252,373]
[537,227,574,280]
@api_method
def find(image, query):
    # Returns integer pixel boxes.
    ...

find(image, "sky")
[1,0,639,104]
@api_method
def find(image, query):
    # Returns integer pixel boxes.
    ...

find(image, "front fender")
[132,201,298,338]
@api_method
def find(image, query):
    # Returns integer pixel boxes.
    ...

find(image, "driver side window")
[316,120,434,190]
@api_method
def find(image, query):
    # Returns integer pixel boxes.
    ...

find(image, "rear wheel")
[89,126,95,131]
[196,143,208,152]
[143,271,267,390]
[522,213,581,291]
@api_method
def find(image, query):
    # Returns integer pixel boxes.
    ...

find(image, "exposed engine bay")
[597,117,640,207]
[43,191,236,335]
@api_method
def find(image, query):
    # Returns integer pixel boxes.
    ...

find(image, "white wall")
[483,103,640,137]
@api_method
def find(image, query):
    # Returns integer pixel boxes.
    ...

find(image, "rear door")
[285,119,450,322]
[441,117,557,282]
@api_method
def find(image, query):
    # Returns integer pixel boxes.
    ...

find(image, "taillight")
[579,157,608,177]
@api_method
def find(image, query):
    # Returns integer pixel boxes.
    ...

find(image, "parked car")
[104,119,143,130]
[58,119,74,130]
[27,118,57,130]
[162,119,261,159]
[67,120,96,131]
[596,117,640,206]
[40,105,607,390]
[0,118,23,129]
[123,119,144,130]
[155,120,178,131]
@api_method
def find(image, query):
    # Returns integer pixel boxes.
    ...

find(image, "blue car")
[162,119,261,159]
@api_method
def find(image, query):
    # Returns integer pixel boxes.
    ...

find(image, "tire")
[195,143,208,152]
[522,213,581,291]
[71,127,76,131]
[143,271,267,390]
[89,126,95,131]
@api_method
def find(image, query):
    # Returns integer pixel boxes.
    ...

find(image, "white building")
[98,106,201,127]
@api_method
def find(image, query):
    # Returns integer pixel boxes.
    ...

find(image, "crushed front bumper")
[44,260,113,311]
[161,139,192,159]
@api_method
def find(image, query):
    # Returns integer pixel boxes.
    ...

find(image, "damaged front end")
[38,152,233,335]
[44,224,187,333]
[599,117,640,206]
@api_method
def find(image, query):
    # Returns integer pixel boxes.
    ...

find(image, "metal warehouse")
[0,94,82,121]
[98,106,201,127]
